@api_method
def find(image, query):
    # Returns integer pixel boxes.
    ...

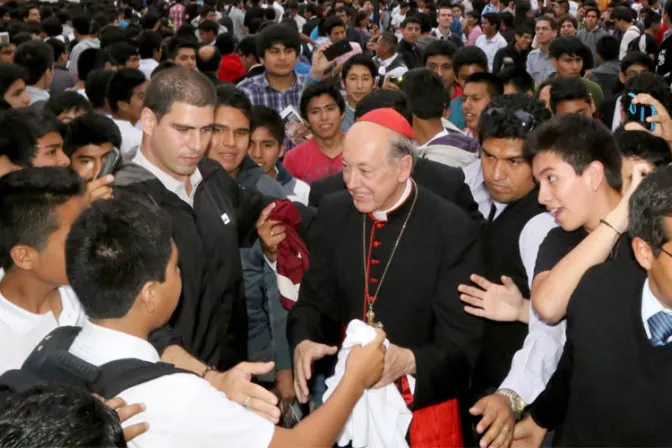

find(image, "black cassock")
[287,182,484,410]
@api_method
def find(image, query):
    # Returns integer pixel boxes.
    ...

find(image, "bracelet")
[200,365,216,378]
[599,219,623,236]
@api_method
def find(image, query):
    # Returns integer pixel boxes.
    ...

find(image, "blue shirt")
[450,95,466,130]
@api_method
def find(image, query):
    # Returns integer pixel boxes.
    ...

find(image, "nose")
[57,150,70,167]
[249,143,262,160]
[491,160,505,181]
[345,168,360,190]
[537,181,551,206]
[189,129,208,152]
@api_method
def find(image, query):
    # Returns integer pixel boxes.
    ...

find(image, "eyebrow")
[482,147,524,161]
[537,167,554,177]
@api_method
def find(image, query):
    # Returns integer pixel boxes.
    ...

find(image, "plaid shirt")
[170,3,186,31]
[237,73,306,116]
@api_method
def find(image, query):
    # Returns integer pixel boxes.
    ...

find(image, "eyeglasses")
[661,246,672,259]
[485,107,537,133]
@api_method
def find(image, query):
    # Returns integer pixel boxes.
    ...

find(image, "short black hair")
[0,385,125,447]
[453,46,488,74]
[323,15,345,36]
[137,30,162,59]
[536,15,558,30]
[77,48,100,82]
[0,63,28,98]
[644,9,662,29]
[423,39,458,65]
[401,15,422,28]
[41,15,63,37]
[108,41,139,67]
[175,23,198,40]
[549,76,591,113]
[611,5,633,22]
[629,165,672,255]
[621,50,654,73]
[596,35,619,61]
[482,12,501,28]
[85,69,114,110]
[215,32,236,56]
[14,40,54,85]
[250,104,285,144]
[99,26,128,49]
[464,72,504,99]
[549,35,584,58]
[615,127,672,167]
[66,194,173,320]
[479,93,551,144]
[239,35,258,60]
[355,89,412,124]
[151,60,178,78]
[0,110,38,167]
[106,68,146,113]
[621,72,671,116]
[63,113,122,158]
[514,24,534,36]
[524,114,623,191]
[20,106,65,139]
[0,167,84,271]
[342,53,376,79]
[166,37,198,60]
[140,11,160,30]
[559,14,578,30]
[299,80,345,119]
[584,6,600,18]
[498,67,534,93]
[378,31,398,53]
[44,91,93,117]
[402,68,449,119]
[71,14,91,35]
[216,83,252,119]
[256,24,301,58]
[198,18,219,34]
[144,66,217,121]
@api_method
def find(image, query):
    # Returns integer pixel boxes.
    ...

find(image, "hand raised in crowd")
[344,329,387,390]
[624,93,672,147]
[469,394,515,448]
[381,74,401,91]
[257,202,286,263]
[275,368,296,408]
[512,415,547,448]
[85,174,114,204]
[309,42,334,80]
[206,361,282,424]
[606,161,653,235]
[372,343,415,389]
[101,396,149,442]
[293,340,339,403]
[459,274,528,324]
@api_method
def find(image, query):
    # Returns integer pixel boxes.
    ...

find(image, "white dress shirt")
[112,118,143,159]
[475,32,508,71]
[641,279,672,340]
[0,273,87,375]
[139,58,159,80]
[26,85,50,105]
[376,53,408,81]
[69,320,275,448]
[132,149,203,207]
[461,158,491,219]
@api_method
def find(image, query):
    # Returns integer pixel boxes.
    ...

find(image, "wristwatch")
[495,388,526,421]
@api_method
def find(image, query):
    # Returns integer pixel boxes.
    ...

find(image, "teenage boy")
[165,37,198,70]
[282,81,345,184]
[549,76,594,116]
[398,16,423,69]
[64,194,386,447]
[492,25,533,75]
[63,113,122,182]
[340,54,375,131]
[600,53,654,130]
[431,2,464,47]
[611,6,641,60]
[462,72,504,141]
[526,17,558,85]
[249,105,311,205]
[475,12,508,72]
[106,69,147,158]
[549,36,604,111]
[577,7,608,61]
[14,40,54,105]
[424,40,464,129]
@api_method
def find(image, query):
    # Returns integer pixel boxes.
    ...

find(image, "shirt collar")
[641,278,672,325]
[26,85,50,103]
[371,178,412,221]
[72,319,160,366]
[433,27,451,38]
[378,53,400,68]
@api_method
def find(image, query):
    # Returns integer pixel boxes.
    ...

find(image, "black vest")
[471,189,546,397]
[377,54,407,87]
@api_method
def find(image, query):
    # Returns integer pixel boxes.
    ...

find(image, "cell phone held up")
[96,147,121,179]
[323,39,353,61]
[626,92,656,132]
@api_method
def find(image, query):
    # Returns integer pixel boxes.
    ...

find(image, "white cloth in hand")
[323,319,413,448]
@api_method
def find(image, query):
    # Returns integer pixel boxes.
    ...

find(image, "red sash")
[399,376,464,448]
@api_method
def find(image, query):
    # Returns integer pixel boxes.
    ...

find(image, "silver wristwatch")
[495,388,526,421]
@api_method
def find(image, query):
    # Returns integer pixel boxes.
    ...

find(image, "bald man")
[197,46,222,82]
[287,109,484,445]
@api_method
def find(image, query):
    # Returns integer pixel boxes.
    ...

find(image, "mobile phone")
[0,32,9,45]
[389,75,405,87]
[627,93,656,132]
[323,39,353,61]
[96,148,121,179]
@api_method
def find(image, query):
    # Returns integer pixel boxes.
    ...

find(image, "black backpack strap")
[93,359,195,399]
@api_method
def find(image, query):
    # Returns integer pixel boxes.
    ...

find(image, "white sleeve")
[518,213,558,290]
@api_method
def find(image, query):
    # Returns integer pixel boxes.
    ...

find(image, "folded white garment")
[323,320,413,448]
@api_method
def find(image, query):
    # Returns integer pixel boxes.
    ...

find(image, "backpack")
[0,326,192,406]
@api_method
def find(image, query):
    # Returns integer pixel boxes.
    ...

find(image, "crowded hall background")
[1,0,672,445]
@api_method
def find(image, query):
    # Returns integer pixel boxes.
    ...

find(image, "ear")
[551,58,559,69]
[9,245,39,271]
[278,143,286,158]
[141,107,157,136]
[397,154,413,181]
[618,72,626,85]
[117,100,131,115]
[584,160,606,191]
[138,280,159,313]
[632,236,655,271]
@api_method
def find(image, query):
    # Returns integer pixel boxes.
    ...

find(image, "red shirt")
[282,138,343,185]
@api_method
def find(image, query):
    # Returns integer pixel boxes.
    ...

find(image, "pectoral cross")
[366,307,383,329]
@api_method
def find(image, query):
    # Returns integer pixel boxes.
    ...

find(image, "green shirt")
[581,77,604,112]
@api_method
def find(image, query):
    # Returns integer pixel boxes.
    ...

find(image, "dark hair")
[323,15,345,36]
[198,18,219,34]
[19,106,65,138]
[453,46,488,74]
[239,35,258,60]
[175,23,197,40]
[549,35,583,58]
[215,32,236,56]
[465,72,504,99]
[0,111,38,167]
[584,6,600,18]
[595,35,619,61]
[106,68,145,113]
[423,39,458,65]
[514,24,534,36]
[85,69,114,110]
[0,63,28,98]
[44,91,93,118]
[99,27,128,49]
[76,48,99,83]
[71,14,91,35]
[108,41,139,67]
[559,14,578,30]
[378,31,398,53]
[249,104,285,144]
[549,76,590,113]
[299,80,345,119]
[417,12,433,34]
[151,60,178,77]
[402,68,449,119]
[144,66,216,121]
[137,30,162,59]
[63,113,122,158]
[666,0,672,20]
[0,167,84,270]
[47,38,67,63]
[611,5,633,22]
[467,10,482,23]
[0,385,125,447]
[12,32,34,47]
[66,194,173,320]
[629,165,672,255]
[524,114,623,191]
[401,15,422,28]
[498,67,534,93]
[166,37,198,60]
[615,127,672,167]
[41,16,63,37]
[621,50,654,73]
[216,83,252,119]
[140,12,160,30]
[644,9,662,29]
[257,24,300,57]
[342,53,376,79]
[199,4,214,17]
[355,89,412,124]
[479,93,551,144]
[14,40,54,85]
[621,73,671,116]
[482,12,501,29]
[536,15,558,30]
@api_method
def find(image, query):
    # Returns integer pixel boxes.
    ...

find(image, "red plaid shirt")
[169,3,186,30]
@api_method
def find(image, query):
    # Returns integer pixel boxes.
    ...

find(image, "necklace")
[362,180,418,328]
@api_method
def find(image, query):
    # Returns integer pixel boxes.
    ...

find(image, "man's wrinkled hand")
[293,340,338,403]
[372,343,415,389]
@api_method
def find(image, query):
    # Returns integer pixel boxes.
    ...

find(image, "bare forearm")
[518,299,530,324]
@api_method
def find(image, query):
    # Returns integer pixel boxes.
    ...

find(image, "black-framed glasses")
[485,107,537,133]
[660,247,672,259]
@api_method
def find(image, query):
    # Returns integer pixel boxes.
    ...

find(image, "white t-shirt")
[0,278,87,375]
[113,118,143,159]
[69,320,276,448]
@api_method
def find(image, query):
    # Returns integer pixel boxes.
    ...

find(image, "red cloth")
[282,138,343,185]
[217,53,247,83]
[269,200,310,310]
[358,107,415,139]
[399,376,464,448]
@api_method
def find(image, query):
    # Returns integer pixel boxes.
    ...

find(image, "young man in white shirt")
[612,6,641,59]
[475,12,508,71]
[65,194,386,447]
[106,68,147,159]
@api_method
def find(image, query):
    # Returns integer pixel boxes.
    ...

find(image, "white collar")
[72,319,160,366]
[132,148,203,206]
[378,53,400,67]
[371,179,412,221]
[483,32,502,42]
[641,278,672,339]
[433,26,451,38]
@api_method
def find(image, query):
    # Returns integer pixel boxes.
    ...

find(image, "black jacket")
[655,32,672,85]
[397,39,423,69]
[115,158,269,370]
[492,42,529,75]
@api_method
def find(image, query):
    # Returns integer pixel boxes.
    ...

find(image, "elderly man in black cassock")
[287,108,484,446]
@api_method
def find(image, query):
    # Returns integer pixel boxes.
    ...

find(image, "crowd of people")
[0,0,672,446]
